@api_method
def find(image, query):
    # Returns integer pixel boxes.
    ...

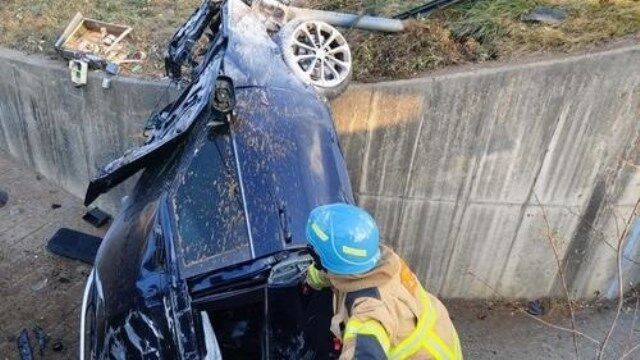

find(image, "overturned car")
[79,0,367,358]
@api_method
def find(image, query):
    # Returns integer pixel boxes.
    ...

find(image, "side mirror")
[211,76,236,114]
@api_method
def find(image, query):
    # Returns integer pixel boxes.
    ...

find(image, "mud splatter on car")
[80,0,354,358]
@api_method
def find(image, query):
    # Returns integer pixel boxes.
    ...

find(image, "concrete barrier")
[0,48,176,214]
[1,46,639,299]
[332,45,640,299]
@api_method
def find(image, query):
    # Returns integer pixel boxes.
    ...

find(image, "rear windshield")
[172,125,252,277]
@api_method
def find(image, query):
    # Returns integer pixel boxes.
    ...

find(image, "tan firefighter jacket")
[306,246,463,360]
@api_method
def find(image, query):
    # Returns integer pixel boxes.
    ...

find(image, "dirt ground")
[448,299,640,359]
[0,151,639,359]
[0,153,106,359]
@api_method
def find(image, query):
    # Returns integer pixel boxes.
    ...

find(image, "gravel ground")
[0,152,106,359]
[0,151,638,359]
[448,300,640,359]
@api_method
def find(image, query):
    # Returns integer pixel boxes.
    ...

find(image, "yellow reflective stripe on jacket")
[388,290,436,359]
[307,265,330,290]
[453,332,463,359]
[344,319,391,353]
[389,290,462,360]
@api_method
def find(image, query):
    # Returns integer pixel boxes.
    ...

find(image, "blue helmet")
[306,203,381,275]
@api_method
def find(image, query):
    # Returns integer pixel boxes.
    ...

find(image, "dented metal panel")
[233,86,353,258]
[84,0,228,206]
[83,43,225,206]
[165,0,221,79]
[83,0,353,357]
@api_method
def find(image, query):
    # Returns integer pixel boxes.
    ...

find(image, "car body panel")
[83,0,352,358]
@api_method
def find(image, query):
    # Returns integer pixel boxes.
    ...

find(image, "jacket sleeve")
[306,263,331,290]
[339,296,394,360]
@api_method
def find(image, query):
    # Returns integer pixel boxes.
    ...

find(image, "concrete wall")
[1,46,639,299]
[332,45,640,299]
[0,48,174,213]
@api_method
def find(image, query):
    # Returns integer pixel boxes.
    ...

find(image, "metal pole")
[288,7,406,33]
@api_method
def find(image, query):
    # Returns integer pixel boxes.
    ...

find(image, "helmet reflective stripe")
[311,223,329,241]
[331,239,379,268]
[342,245,367,257]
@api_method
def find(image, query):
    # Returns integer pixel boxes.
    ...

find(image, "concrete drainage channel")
[1,2,639,358]
[1,152,637,359]
[1,45,640,302]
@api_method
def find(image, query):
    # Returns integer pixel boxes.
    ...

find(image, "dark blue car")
[80,0,354,358]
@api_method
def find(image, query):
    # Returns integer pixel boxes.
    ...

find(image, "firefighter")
[305,203,463,360]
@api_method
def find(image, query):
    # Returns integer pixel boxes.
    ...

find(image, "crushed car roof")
[86,0,354,278]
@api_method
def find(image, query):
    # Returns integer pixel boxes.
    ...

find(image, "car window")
[172,125,252,276]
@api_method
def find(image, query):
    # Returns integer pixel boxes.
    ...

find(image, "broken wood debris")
[55,12,143,68]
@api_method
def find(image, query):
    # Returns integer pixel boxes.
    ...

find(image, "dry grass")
[304,0,640,81]
[0,0,200,77]
[445,0,640,57]
[0,0,639,80]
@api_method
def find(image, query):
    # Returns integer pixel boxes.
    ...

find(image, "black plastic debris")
[47,228,103,265]
[394,0,462,20]
[82,207,112,228]
[51,203,62,209]
[0,189,8,208]
[52,340,64,352]
[526,299,545,316]
[17,329,34,360]
[521,6,567,25]
[33,326,48,356]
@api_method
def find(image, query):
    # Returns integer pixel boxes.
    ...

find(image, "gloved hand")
[300,264,318,295]
[305,262,330,290]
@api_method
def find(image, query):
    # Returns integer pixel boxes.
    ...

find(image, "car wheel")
[278,20,353,99]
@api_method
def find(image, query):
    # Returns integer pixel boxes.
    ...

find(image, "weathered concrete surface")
[332,45,640,299]
[1,45,639,299]
[450,298,640,359]
[0,48,176,215]
[2,151,639,359]
[0,152,106,358]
